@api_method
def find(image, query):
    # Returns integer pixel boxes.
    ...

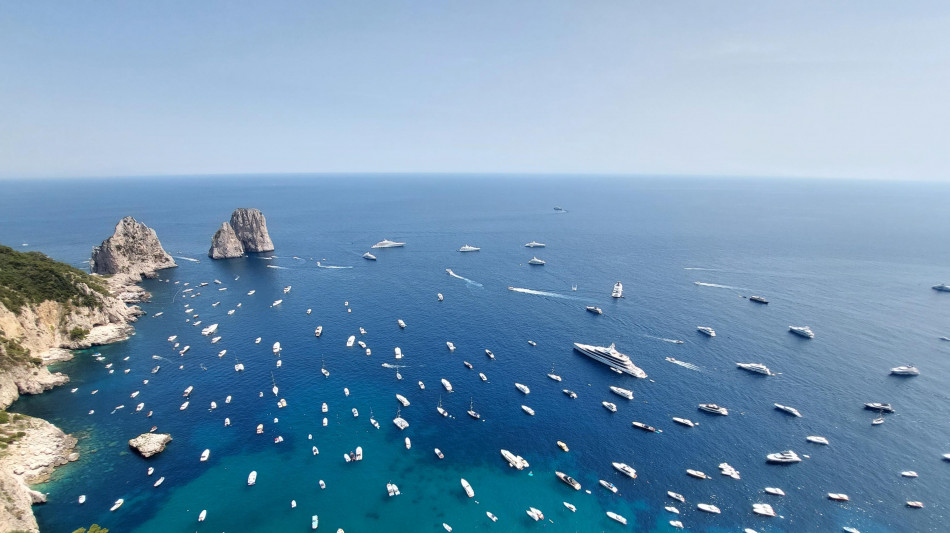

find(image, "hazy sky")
[2,1,948,180]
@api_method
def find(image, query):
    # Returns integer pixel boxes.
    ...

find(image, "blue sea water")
[1,175,949,533]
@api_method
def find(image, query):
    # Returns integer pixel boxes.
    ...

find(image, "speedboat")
[890,365,920,376]
[610,386,634,400]
[435,448,444,459]
[322,402,328,413]
[372,239,405,249]
[612,462,637,479]
[479,372,487,381]
[664,506,679,514]
[183,386,194,397]
[555,471,581,490]
[200,449,210,462]
[563,502,576,512]
[526,507,544,521]
[515,383,530,394]
[774,403,803,417]
[396,394,410,407]
[901,470,918,478]
[611,281,623,298]
[806,435,830,445]
[749,295,769,304]
[110,499,124,511]
[557,441,569,452]
[314,326,322,337]
[752,503,776,517]
[631,421,659,432]
[907,501,924,508]
[362,252,377,260]
[586,306,603,315]
[463,361,472,369]
[394,347,403,359]
[458,244,480,252]
[397,319,407,329]
[789,325,815,338]
[78,494,86,504]
[404,437,411,450]
[198,510,207,522]
[521,405,535,416]
[667,491,685,502]
[573,342,647,378]
[697,326,716,337]
[737,362,774,375]
[461,478,474,497]
[525,241,546,248]
[527,257,546,265]
[766,450,802,463]
[418,381,425,390]
[311,515,318,530]
[352,408,359,417]
[438,293,443,301]
[932,283,950,292]
[698,403,729,415]
[719,462,740,479]
[485,349,495,359]
[827,493,849,501]
[563,389,577,399]
[442,378,453,392]
[686,469,709,479]
[670,520,684,529]
[247,471,257,485]
[606,511,627,525]
[153,476,165,486]
[697,503,721,514]
[764,487,785,496]
[672,417,696,427]
[599,480,618,493]
[864,402,895,413]
[602,401,617,412]
[446,341,455,352]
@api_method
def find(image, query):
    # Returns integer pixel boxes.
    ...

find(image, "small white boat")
[78,495,86,504]
[344,387,349,396]
[697,326,716,337]
[362,252,377,261]
[479,372,487,382]
[515,383,530,394]
[764,487,785,496]
[686,469,709,479]
[110,498,124,511]
[435,448,444,459]
[670,521,684,529]
[200,449,210,462]
[486,511,498,521]
[664,506,679,514]
[525,241,546,248]
[806,435,830,445]
[667,491,685,502]
[697,503,721,514]
[179,401,189,411]
[271,299,282,307]
[446,341,455,352]
[394,347,403,359]
[311,515,318,529]
[890,365,920,376]
[563,502,576,512]
[352,408,359,417]
[198,509,207,522]
[397,319,407,329]
[396,394,410,407]
[774,403,803,417]
[485,349,495,359]
[606,511,627,525]
[461,478,474,497]
[752,503,776,517]
[672,417,696,427]
[442,523,452,532]
[458,244,480,252]
[255,337,261,343]
[153,476,164,487]
[907,501,924,508]
[346,335,355,347]
[602,401,617,412]
[828,493,849,502]
[248,471,257,485]
[314,326,322,337]
[521,405,535,416]
[901,471,918,478]
[599,480,618,493]
[789,325,815,338]
[442,378,453,392]
[418,381,425,390]
[610,386,634,400]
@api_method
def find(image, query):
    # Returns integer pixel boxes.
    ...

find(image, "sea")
[1,175,948,533]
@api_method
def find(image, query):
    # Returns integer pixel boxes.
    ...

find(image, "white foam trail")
[316,262,353,270]
[446,269,483,287]
[266,265,290,270]
[174,256,201,263]
[644,335,686,345]
[684,267,723,271]
[666,357,701,371]
[693,281,749,291]
[507,287,581,301]
[380,363,406,369]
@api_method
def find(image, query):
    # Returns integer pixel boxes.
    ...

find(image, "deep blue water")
[2,175,949,533]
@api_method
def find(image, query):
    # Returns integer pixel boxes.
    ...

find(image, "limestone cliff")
[208,208,275,259]
[90,216,176,277]
[208,222,245,259]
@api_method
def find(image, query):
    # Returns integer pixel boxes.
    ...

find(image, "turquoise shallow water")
[2,175,949,532]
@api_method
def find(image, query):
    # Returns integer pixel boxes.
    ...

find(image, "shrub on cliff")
[72,525,109,533]
[68,327,89,341]
[0,335,41,370]
[0,244,108,314]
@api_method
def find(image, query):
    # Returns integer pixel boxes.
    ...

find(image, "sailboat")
[321,359,330,378]
[467,397,480,420]
[437,395,448,417]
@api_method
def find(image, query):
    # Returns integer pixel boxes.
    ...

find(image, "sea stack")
[208,208,274,259]
[90,216,176,278]
[129,433,173,458]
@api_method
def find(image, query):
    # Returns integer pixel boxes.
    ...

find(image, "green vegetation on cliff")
[0,244,108,314]
[0,335,40,370]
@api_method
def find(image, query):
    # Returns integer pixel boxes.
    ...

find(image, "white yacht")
[461,478,474,497]
[599,480,618,493]
[611,281,623,298]
[890,365,920,376]
[372,239,406,249]
[607,511,627,525]
[362,252,377,261]
[500,449,529,470]
[602,401,617,412]
[346,335,355,347]
[932,283,950,292]
[397,319,407,329]
[736,362,774,375]
[314,326,322,337]
[247,471,257,485]
[610,386,634,400]
[563,502,577,512]
[272,342,281,354]
[393,414,409,430]
[697,503,721,514]
[394,347,403,359]
[437,293,443,301]
[485,349,495,359]
[418,381,425,390]
[525,241,546,248]
[827,493,849,501]
[110,499,124,511]
[446,341,455,352]
[752,503,776,517]
[527,257,545,265]
[698,403,729,415]
[479,372,488,382]
[515,383,530,394]
[697,326,716,337]
[573,342,647,378]
[201,323,218,336]
[766,450,802,463]
[395,394,410,407]
[585,306,603,315]
[612,462,637,479]
[670,520,684,529]
[806,435,830,445]
[667,491,685,502]
[435,448,444,459]
[774,403,803,417]
[200,449,210,462]
[386,482,401,496]
[521,405,535,416]
[442,378,453,392]
[526,507,544,521]
[563,389,577,399]
[764,487,785,496]
[271,299,282,307]
[789,325,815,338]
[901,471,918,478]
[458,244,480,252]
[672,417,696,427]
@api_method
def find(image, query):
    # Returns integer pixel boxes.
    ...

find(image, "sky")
[1,1,948,180]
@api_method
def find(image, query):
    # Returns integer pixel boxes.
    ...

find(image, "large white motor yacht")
[573,343,647,378]
[890,365,920,376]
[610,386,634,400]
[789,325,815,338]
[525,241,546,248]
[372,239,405,249]
[774,403,803,417]
[612,462,637,479]
[611,281,623,298]
[697,326,716,337]
[698,403,729,415]
[458,245,480,252]
[736,362,774,375]
[766,450,802,463]
[527,257,546,265]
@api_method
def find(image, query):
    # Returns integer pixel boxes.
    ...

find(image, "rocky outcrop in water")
[129,433,172,458]
[208,208,275,259]
[90,216,176,277]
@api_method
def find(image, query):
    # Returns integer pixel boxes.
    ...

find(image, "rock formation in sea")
[208,208,275,259]
[129,433,173,458]
[90,216,176,278]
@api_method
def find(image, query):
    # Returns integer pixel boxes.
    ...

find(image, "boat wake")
[666,357,701,371]
[446,269,483,287]
[693,281,749,291]
[266,265,289,270]
[151,355,172,362]
[381,363,407,369]
[644,335,685,345]
[507,287,580,300]
[174,256,201,263]
[684,267,723,271]
[316,262,353,269]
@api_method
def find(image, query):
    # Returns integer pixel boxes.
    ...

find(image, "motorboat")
[200,449,210,462]
[698,403,729,415]
[393,414,409,430]
[183,386,194,397]
[764,487,785,496]
[602,401,617,412]
[611,282,623,298]
[394,347,403,359]
[719,462,740,479]
[664,506,679,514]
[110,499,124,511]
[362,252,377,260]
[405,437,411,450]
[485,349,495,359]
[766,450,802,463]
[528,340,537,346]
[271,299,282,307]
[563,389,577,399]
[563,502,576,512]
[573,342,647,378]
[631,421,659,433]
[463,361,473,369]
[737,362,774,376]
[311,515,318,530]
[521,405,535,416]
[527,257,545,265]
[752,503,776,517]
[397,319,407,329]
[515,383,530,394]
[314,326,322,337]
[418,381,425,390]
[438,293,443,301]
[586,306,603,315]
[697,326,716,337]
[890,365,920,376]
[670,520,684,529]
[697,503,721,514]
[78,494,86,504]
[201,323,218,336]
[396,394,410,407]
[479,372,487,381]
[672,417,696,427]
[686,469,709,479]
[179,401,189,411]
[932,283,950,292]
[806,435,830,445]
[446,341,455,351]
[443,524,452,532]
[865,402,895,413]
[907,501,924,508]
[557,441,569,452]
[386,482,401,496]
[610,386,634,400]
[667,491,685,502]
[442,378,453,392]
[248,471,257,485]
[827,493,849,501]
[500,449,529,470]
[461,478,475,497]
[153,476,165,487]
[352,408,359,417]
[556,471,581,490]
[612,462,637,479]
[346,335,355,347]
[749,295,769,304]
[198,510,207,522]
[526,507,544,521]
[458,245,480,252]
[599,480,618,493]
[525,241,546,248]
[322,402,328,413]
[901,470,918,478]
[606,511,627,525]
[435,448,444,459]
[372,239,405,249]
[789,325,815,338]
[774,403,803,417]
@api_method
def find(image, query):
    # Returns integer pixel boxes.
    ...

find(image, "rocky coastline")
[0,218,174,533]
